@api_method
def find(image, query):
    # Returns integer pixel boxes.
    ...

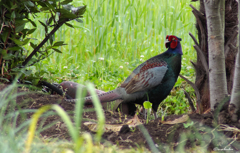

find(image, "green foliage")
[143,101,152,110]
[183,121,194,128]
[0,0,86,83]
[143,101,152,123]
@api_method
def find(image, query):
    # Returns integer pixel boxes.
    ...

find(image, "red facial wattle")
[165,35,178,49]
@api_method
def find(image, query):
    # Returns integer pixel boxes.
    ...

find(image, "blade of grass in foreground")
[86,82,105,142]
[138,124,159,152]
[25,105,77,153]
[74,82,87,151]
[25,82,106,153]
[74,81,86,131]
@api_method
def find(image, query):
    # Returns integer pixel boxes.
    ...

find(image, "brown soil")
[2,84,240,152]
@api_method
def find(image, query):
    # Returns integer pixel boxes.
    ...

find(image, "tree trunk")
[229,0,240,121]
[190,0,238,112]
[230,43,240,108]
[204,0,228,109]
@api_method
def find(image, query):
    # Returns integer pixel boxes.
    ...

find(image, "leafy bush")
[0,0,86,84]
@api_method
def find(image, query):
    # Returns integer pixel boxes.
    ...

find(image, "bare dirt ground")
[2,84,240,152]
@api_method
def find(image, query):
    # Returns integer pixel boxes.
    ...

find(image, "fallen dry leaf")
[161,115,189,124]
[83,114,142,132]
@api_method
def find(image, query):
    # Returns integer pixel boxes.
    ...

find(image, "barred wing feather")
[124,66,168,94]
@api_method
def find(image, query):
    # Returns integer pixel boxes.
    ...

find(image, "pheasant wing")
[123,65,168,94]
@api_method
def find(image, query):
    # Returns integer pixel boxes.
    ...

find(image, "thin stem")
[22,19,68,67]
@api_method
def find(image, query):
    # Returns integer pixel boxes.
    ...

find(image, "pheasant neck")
[166,42,182,55]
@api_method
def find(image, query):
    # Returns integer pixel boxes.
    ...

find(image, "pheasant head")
[165,35,182,55]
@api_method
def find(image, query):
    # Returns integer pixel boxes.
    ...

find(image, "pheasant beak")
[165,39,170,44]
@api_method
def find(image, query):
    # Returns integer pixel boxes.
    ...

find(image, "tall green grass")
[26,0,198,114]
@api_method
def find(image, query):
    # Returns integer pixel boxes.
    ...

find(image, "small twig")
[189,4,204,16]
[0,9,8,33]
[183,89,196,112]
[1,60,4,76]
[189,32,199,46]
[190,61,197,70]
[0,23,5,34]
[27,52,55,68]
[193,45,209,77]
[179,74,202,114]
[22,19,69,67]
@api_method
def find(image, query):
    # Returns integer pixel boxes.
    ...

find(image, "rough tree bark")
[204,0,228,109]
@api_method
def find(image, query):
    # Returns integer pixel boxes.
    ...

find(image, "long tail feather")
[64,90,122,105]
[84,90,122,105]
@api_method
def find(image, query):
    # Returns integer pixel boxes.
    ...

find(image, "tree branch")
[189,32,209,77]
[189,4,205,17]
[22,19,69,67]
[183,89,196,112]
[189,32,199,46]
[27,52,55,67]
[179,74,202,113]
[193,45,209,77]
